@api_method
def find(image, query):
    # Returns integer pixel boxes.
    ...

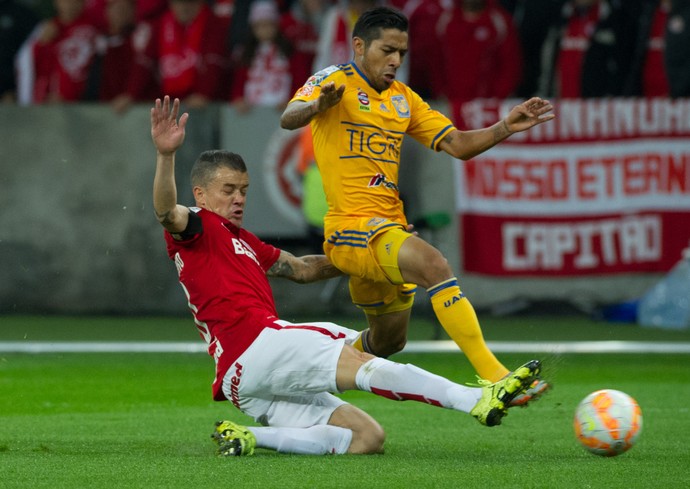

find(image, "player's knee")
[410,250,451,288]
[423,253,452,283]
[350,422,386,454]
[363,423,386,454]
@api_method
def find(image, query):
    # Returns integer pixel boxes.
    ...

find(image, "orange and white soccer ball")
[573,389,643,457]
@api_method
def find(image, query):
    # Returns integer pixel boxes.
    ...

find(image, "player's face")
[195,168,249,227]
[354,28,408,92]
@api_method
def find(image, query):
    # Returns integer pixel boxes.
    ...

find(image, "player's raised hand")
[151,96,189,156]
[316,82,346,113]
[504,97,555,133]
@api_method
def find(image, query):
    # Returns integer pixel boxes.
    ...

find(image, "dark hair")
[190,150,247,188]
[351,6,408,44]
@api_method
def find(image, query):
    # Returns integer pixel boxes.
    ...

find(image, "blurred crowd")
[2,0,689,121]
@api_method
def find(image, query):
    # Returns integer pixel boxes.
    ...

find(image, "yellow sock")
[428,279,509,382]
[352,329,368,353]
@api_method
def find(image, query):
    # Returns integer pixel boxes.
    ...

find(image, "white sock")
[355,357,481,413]
[248,425,353,455]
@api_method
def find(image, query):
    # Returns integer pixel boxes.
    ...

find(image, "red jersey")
[32,15,99,102]
[126,5,230,100]
[85,0,167,29]
[642,4,670,97]
[92,31,141,101]
[436,1,522,128]
[164,208,280,400]
[557,2,601,98]
[280,10,319,85]
[231,41,300,106]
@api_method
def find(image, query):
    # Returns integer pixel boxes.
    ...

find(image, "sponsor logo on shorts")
[229,361,243,409]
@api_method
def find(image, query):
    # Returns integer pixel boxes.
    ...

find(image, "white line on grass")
[1,341,690,354]
[404,341,690,354]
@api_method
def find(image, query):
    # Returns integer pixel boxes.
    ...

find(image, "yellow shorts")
[324,217,417,315]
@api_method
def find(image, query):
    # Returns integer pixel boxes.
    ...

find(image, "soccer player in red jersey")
[150,95,541,456]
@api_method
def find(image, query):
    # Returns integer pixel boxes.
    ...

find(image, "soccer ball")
[573,389,643,457]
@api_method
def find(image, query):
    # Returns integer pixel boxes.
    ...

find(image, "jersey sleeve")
[404,87,456,151]
[288,64,343,104]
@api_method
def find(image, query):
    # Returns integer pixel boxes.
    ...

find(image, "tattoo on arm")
[268,253,296,278]
[268,252,341,283]
[493,120,511,143]
[155,210,174,225]
[299,255,341,281]
[281,102,317,129]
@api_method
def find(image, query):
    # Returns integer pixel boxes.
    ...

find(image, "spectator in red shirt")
[498,0,566,98]
[110,0,230,113]
[280,0,328,85]
[538,0,637,99]
[83,0,159,107]
[436,0,523,128]
[230,0,302,113]
[405,0,449,99]
[84,0,167,29]
[211,0,234,29]
[642,0,671,96]
[625,0,671,97]
[313,0,376,70]
[15,0,99,104]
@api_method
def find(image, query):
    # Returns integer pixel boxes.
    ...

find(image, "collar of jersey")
[199,207,241,235]
[349,61,387,95]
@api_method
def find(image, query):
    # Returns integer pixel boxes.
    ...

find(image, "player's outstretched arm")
[280,81,345,130]
[151,96,190,233]
[267,250,343,283]
[438,97,555,161]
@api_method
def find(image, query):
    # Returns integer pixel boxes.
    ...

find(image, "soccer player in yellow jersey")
[280,6,555,405]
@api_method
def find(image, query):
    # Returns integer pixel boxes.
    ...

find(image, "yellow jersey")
[289,62,455,233]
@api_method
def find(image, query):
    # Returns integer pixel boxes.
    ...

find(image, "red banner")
[456,98,690,276]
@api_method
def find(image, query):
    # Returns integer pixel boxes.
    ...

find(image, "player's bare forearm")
[151,96,190,233]
[268,251,343,283]
[439,97,554,160]
[153,153,177,219]
[280,82,345,130]
[439,122,511,161]
[153,153,188,233]
[280,100,318,130]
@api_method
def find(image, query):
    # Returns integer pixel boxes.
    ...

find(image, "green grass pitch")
[1,315,689,488]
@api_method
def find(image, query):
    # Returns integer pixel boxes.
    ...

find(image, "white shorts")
[221,319,360,428]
